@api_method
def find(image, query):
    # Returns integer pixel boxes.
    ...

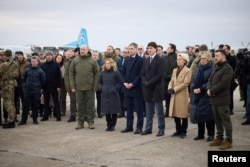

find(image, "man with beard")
[207,50,233,150]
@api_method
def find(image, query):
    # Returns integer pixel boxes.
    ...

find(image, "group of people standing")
[1,41,249,151]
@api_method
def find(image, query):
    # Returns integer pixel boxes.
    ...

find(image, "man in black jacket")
[242,55,250,125]
[163,43,177,117]
[40,52,62,121]
[207,50,233,150]
[223,44,236,115]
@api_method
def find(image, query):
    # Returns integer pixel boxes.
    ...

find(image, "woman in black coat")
[99,58,122,131]
[190,52,215,141]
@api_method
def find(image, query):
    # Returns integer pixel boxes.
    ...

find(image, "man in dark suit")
[141,42,165,137]
[120,42,144,134]
[163,43,177,117]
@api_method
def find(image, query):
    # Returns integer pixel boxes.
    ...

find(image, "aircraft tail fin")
[65,28,88,47]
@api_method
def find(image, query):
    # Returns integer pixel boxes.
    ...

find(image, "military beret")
[5,49,12,57]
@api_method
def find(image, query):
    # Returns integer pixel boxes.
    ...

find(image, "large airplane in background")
[0,28,89,57]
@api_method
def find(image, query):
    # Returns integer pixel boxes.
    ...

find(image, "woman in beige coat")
[168,53,191,138]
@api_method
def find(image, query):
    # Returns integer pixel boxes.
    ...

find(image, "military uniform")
[0,50,19,128]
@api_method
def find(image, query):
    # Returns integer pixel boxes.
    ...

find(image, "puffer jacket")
[23,66,46,93]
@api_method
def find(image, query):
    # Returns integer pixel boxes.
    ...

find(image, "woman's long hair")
[102,58,117,72]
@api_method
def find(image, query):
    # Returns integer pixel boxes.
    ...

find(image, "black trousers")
[106,114,117,128]
[119,92,126,116]
[96,91,101,116]
[43,90,60,119]
[197,120,215,137]
[229,90,234,113]
[174,117,188,134]
[164,86,171,116]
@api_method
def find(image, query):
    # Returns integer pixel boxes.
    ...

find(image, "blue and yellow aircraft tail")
[65,28,88,47]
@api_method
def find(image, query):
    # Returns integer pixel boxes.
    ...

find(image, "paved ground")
[0,89,249,167]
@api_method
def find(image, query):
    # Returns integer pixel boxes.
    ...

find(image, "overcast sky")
[0,0,250,51]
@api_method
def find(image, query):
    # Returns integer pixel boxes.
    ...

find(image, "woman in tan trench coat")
[168,53,191,138]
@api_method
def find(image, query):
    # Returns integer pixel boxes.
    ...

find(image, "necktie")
[122,58,124,65]
[150,57,153,63]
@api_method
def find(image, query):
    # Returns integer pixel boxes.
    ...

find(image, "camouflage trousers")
[2,84,16,122]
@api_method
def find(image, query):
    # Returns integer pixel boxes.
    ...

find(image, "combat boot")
[75,122,84,130]
[88,123,95,129]
[2,122,15,129]
[209,138,223,146]
[220,141,232,150]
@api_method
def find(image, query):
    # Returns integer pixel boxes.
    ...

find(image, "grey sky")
[0,0,250,51]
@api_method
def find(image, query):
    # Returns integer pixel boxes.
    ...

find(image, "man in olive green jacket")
[207,49,233,150]
[69,45,100,129]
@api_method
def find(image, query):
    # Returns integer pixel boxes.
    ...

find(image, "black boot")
[68,116,76,122]
[2,122,15,129]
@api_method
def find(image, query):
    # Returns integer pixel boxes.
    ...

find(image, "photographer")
[235,49,248,107]
[241,49,250,125]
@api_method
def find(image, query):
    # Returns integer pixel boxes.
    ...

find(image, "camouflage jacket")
[0,60,19,87]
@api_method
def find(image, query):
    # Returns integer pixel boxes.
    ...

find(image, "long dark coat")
[141,55,165,102]
[121,54,143,97]
[190,62,214,123]
[99,70,122,114]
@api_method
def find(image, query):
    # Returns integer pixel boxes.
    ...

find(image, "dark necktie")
[150,57,153,63]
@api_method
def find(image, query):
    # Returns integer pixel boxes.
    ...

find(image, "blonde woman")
[168,53,191,138]
[98,58,122,131]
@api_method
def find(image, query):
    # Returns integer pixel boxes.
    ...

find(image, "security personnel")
[0,50,19,129]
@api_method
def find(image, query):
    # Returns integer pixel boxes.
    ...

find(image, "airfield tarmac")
[0,88,249,167]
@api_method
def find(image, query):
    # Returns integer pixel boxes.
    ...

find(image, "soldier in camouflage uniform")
[0,50,19,129]
[0,50,8,125]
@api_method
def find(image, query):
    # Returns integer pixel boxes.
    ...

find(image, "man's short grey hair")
[129,42,138,49]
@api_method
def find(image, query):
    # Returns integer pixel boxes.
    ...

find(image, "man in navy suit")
[121,42,144,134]
[141,42,165,137]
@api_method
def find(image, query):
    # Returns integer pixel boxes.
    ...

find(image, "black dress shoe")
[41,118,48,121]
[241,120,250,125]
[171,132,181,137]
[134,129,142,134]
[156,130,164,137]
[2,122,15,129]
[193,136,204,140]
[68,116,76,122]
[56,117,61,121]
[141,130,152,135]
[121,128,133,133]
[117,114,125,118]
[180,133,186,138]
[207,136,214,141]
[33,120,39,124]
[18,121,27,125]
